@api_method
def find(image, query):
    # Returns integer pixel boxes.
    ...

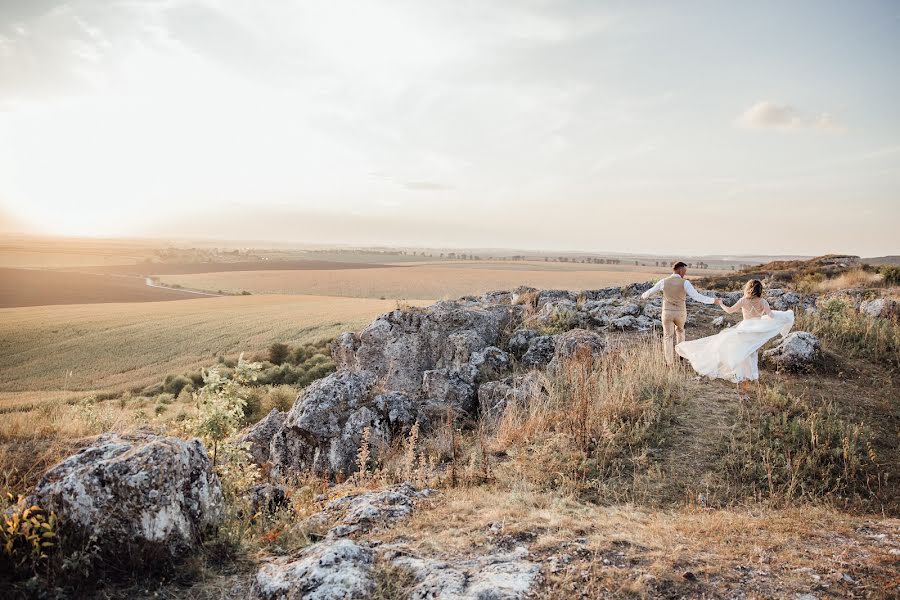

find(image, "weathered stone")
[374,391,417,431]
[549,329,607,369]
[581,286,624,301]
[422,369,477,416]
[529,299,585,330]
[481,290,513,305]
[254,539,374,600]
[387,546,539,600]
[764,332,821,371]
[29,432,222,564]
[270,370,386,477]
[326,484,425,538]
[511,286,538,305]
[712,316,727,328]
[535,289,577,307]
[470,346,510,379]
[331,332,360,369]
[237,408,286,465]
[860,298,899,319]
[507,329,538,358]
[623,282,653,297]
[477,372,544,421]
[520,335,556,367]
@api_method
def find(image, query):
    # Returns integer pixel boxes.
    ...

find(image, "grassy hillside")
[0,295,425,394]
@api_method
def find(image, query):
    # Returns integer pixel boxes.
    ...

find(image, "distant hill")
[864,256,900,266]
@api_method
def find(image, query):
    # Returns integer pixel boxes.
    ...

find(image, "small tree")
[190,354,261,466]
[268,342,290,365]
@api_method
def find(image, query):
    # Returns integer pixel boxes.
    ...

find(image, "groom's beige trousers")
[661,309,686,366]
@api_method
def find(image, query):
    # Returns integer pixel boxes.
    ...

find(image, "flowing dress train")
[675,310,794,383]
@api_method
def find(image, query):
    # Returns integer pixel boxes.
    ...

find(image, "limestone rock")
[470,346,510,379]
[331,332,360,369]
[529,299,585,330]
[763,332,821,371]
[535,289,577,307]
[477,372,545,421]
[254,538,374,600]
[712,316,727,328]
[29,432,223,564]
[237,408,286,465]
[860,298,899,319]
[325,484,426,538]
[520,335,556,367]
[507,329,538,358]
[422,368,477,416]
[481,290,513,305]
[249,483,288,516]
[387,546,539,600]
[581,286,624,301]
[549,329,607,369]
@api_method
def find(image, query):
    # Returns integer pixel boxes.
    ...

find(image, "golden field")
[0,294,427,395]
[160,261,676,299]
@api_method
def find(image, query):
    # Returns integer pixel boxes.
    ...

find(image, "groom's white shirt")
[641,273,716,304]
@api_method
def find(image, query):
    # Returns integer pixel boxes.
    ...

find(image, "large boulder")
[352,302,506,396]
[763,332,821,371]
[254,538,374,600]
[269,370,389,477]
[29,432,223,563]
[478,372,545,421]
[549,329,607,369]
[507,329,538,358]
[520,335,556,367]
[528,298,585,330]
[331,332,360,369]
[581,286,624,301]
[860,298,899,319]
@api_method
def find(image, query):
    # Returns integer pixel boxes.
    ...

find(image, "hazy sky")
[1,1,898,255]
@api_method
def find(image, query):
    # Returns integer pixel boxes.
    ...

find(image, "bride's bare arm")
[760,298,772,316]
[720,297,743,314]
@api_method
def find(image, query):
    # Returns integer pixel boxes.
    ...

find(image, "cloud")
[735,101,843,132]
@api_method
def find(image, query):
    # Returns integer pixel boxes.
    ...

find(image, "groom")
[641,261,720,365]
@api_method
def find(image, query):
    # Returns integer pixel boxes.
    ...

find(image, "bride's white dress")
[675,299,794,383]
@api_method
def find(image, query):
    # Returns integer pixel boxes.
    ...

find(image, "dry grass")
[159,262,671,300]
[797,298,900,368]
[0,295,427,394]
[815,268,884,292]
[493,338,684,502]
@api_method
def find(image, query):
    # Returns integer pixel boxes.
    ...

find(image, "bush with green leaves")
[188,354,261,466]
[879,265,900,286]
[268,342,290,366]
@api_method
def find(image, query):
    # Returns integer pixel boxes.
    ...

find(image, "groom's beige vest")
[662,276,687,314]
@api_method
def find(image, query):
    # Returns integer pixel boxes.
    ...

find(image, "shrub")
[880,265,900,286]
[268,342,290,366]
[162,374,192,396]
[0,494,57,578]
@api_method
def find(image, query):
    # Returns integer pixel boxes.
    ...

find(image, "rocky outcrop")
[767,288,816,312]
[29,432,222,563]
[764,332,822,371]
[478,372,545,421]
[249,483,288,516]
[254,539,374,600]
[322,483,429,538]
[384,545,539,600]
[520,335,556,367]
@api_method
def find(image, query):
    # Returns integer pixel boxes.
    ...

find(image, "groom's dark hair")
[672,261,687,271]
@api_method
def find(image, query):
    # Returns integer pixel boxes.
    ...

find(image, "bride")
[675,279,794,396]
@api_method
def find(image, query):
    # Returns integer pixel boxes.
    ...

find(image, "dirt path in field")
[655,376,742,503]
[144,277,222,297]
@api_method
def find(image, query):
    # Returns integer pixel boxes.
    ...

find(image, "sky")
[1,0,898,256]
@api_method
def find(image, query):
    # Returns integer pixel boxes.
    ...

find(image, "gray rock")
[619,301,641,316]
[860,298,899,319]
[528,299,585,330]
[535,289,577,307]
[237,408,286,465]
[470,346,510,379]
[388,546,539,600]
[623,282,653,296]
[510,286,538,305]
[507,329,538,358]
[764,332,821,371]
[331,332,360,369]
[353,302,505,397]
[374,391,417,431]
[712,316,727,328]
[581,286,623,301]
[481,290,513,305]
[270,370,387,477]
[520,335,556,367]
[422,369,477,416]
[610,315,637,330]
[29,432,222,564]
[254,538,374,600]
[477,372,544,421]
[326,483,424,538]
[549,329,607,369]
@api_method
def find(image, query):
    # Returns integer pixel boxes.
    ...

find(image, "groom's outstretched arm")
[640,278,664,300]
[683,280,716,304]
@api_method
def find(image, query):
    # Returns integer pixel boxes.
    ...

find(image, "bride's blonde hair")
[744,279,763,298]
